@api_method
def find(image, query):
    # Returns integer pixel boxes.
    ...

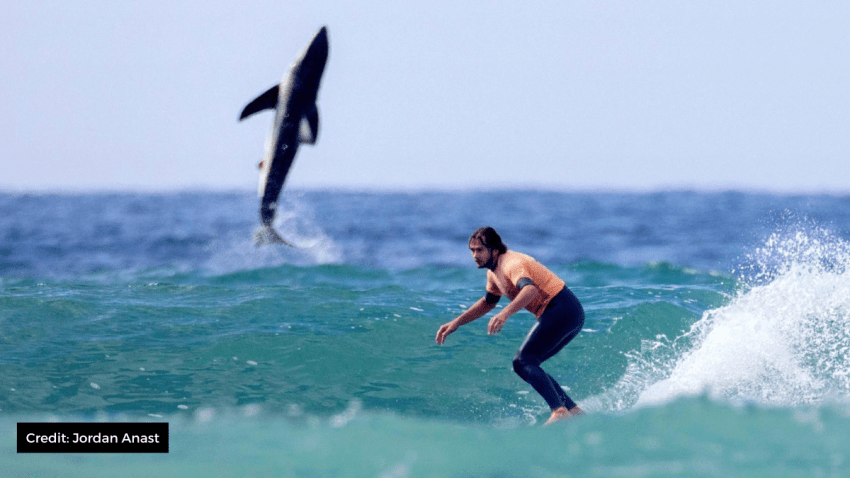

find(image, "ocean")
[2,190,850,476]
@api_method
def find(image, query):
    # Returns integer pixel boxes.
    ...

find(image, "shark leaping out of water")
[239,26,329,246]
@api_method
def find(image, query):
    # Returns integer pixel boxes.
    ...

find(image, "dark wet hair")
[469,227,507,254]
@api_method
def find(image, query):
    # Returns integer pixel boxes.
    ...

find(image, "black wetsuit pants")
[512,286,584,411]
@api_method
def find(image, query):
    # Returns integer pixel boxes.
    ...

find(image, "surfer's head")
[469,227,506,270]
[470,227,507,254]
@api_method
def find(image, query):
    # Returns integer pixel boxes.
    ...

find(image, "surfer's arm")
[435,296,497,345]
[487,284,539,335]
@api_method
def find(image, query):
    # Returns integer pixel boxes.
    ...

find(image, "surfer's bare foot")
[544,406,570,426]
[568,406,585,416]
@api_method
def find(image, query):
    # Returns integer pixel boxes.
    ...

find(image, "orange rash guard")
[485,250,566,319]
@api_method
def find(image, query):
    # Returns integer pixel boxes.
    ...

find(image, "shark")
[239,26,329,246]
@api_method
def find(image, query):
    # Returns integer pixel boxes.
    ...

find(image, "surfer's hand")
[435,321,458,345]
[488,313,508,335]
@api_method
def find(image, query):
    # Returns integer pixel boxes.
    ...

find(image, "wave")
[6,397,850,477]
[7,223,849,423]
[605,222,850,410]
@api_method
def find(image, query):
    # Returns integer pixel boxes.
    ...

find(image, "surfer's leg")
[512,288,584,411]
[513,325,580,410]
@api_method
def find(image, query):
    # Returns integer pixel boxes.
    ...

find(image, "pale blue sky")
[3,1,850,192]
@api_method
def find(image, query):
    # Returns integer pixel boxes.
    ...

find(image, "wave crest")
[605,221,850,411]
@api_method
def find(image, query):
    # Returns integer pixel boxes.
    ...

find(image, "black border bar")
[18,422,169,453]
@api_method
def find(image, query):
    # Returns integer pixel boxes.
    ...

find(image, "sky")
[3,1,850,193]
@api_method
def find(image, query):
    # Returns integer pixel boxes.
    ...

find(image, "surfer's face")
[469,239,497,270]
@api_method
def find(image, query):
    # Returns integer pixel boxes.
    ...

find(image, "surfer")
[435,227,585,425]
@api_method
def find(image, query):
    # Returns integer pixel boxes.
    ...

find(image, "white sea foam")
[203,194,342,274]
[270,195,343,263]
[608,222,850,410]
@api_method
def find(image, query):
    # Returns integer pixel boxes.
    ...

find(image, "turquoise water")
[3,191,850,476]
[7,401,850,477]
[2,262,728,420]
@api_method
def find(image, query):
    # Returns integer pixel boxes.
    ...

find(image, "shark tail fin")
[253,226,295,247]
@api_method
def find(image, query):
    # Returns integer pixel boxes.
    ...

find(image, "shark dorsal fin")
[239,84,280,121]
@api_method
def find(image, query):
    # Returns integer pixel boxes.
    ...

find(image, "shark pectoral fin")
[298,104,319,144]
[239,84,280,121]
